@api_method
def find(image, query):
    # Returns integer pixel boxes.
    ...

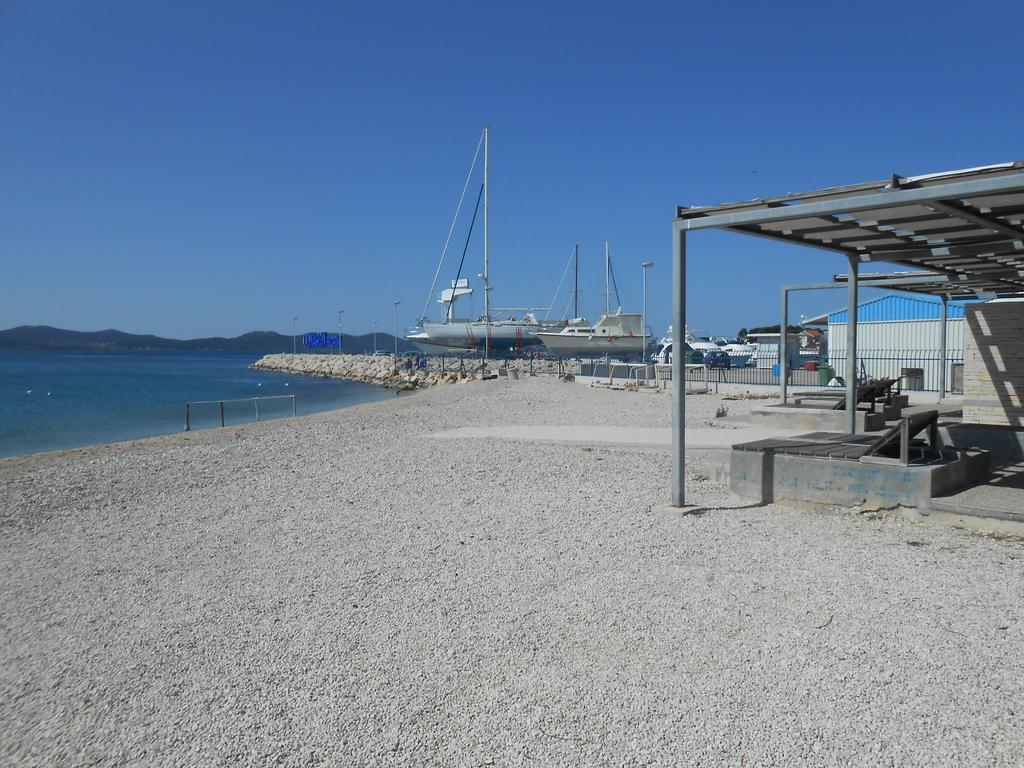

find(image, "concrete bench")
[730,410,989,508]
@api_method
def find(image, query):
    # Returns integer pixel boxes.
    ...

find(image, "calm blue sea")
[0,350,392,458]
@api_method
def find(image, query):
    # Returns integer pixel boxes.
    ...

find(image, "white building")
[746,333,803,370]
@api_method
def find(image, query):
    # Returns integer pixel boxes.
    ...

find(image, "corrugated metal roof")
[828,295,967,324]
[676,162,1024,298]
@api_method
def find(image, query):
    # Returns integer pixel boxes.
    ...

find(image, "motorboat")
[651,327,755,366]
[537,308,646,357]
[538,242,650,359]
[710,336,756,367]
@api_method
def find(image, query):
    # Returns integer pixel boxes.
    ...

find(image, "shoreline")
[0,349,397,463]
[0,383,424,476]
[0,386,411,473]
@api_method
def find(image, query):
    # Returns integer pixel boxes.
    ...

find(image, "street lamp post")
[641,261,653,376]
[337,310,344,355]
[372,320,378,355]
[393,301,400,372]
[292,316,298,355]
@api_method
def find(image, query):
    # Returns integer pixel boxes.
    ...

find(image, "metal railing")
[184,395,296,432]
[629,363,707,388]
[826,352,965,393]
[683,364,819,388]
[680,353,965,393]
[629,364,656,386]
[579,361,640,382]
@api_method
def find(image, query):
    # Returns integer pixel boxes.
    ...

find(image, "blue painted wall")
[829,295,968,324]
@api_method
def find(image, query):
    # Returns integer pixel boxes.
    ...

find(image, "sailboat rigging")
[536,243,647,358]
[406,125,561,356]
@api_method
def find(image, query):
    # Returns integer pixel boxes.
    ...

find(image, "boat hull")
[407,321,548,355]
[537,332,647,358]
[406,334,478,355]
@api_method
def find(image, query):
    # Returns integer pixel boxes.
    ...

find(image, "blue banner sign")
[303,332,341,350]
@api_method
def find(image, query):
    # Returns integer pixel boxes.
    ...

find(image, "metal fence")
[826,351,964,393]
[184,395,297,431]
[371,349,966,394]
[678,353,964,393]
[682,365,815,387]
[544,355,966,393]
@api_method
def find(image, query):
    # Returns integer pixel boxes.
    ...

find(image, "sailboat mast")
[604,241,610,315]
[483,124,490,324]
[574,243,579,319]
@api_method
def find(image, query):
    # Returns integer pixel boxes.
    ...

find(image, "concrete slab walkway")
[424,424,807,451]
[928,461,1024,524]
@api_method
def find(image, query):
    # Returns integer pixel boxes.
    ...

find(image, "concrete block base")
[882,404,903,420]
[750,404,886,432]
[731,447,989,509]
[939,423,1024,468]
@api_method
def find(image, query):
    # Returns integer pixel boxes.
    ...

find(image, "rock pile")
[252,353,477,390]
[252,353,584,390]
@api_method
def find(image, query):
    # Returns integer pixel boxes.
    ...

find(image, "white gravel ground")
[1,377,1022,766]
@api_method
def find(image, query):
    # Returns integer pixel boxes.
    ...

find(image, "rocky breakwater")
[251,353,479,391]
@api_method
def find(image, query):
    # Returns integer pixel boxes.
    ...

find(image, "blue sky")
[2,0,1022,339]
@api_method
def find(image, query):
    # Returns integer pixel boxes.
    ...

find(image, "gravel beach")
[2,377,1022,766]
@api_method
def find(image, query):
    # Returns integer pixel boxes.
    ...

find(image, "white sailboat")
[407,125,556,356]
[405,277,547,354]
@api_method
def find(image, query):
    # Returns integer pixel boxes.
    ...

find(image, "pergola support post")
[939,294,948,399]
[845,254,859,433]
[671,225,687,507]
[780,287,789,404]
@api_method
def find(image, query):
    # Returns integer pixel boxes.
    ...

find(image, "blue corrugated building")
[804,294,967,392]
[820,295,967,325]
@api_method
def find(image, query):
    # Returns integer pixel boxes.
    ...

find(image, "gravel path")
[2,377,1022,766]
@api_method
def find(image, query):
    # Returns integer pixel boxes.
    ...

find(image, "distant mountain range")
[0,325,418,353]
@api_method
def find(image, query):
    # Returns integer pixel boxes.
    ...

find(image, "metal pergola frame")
[670,162,1024,507]
[778,273,979,406]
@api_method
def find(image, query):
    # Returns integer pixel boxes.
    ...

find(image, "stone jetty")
[251,353,579,390]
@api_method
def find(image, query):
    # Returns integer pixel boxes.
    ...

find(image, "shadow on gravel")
[678,502,768,517]
[650,501,768,517]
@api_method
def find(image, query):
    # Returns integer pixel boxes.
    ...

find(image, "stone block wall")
[963,302,1024,426]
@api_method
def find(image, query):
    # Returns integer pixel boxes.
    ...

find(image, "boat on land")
[406,279,551,355]
[711,336,756,367]
[407,125,559,356]
[651,327,755,366]
[537,242,648,358]
[536,308,645,357]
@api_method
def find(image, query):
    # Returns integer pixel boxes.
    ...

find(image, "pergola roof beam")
[827,272,1024,299]
[869,238,1024,261]
[724,224,860,257]
[925,199,1024,240]
[677,180,887,217]
[965,193,1024,210]
[677,172,1024,231]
